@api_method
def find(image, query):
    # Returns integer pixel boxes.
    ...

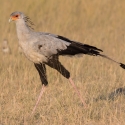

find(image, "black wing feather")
[57,35,102,56]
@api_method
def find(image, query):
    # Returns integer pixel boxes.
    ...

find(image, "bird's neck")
[15,19,32,41]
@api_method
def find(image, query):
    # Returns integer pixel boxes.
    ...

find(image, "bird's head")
[9,11,25,22]
[9,11,34,30]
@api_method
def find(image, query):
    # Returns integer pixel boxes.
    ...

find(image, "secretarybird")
[9,11,125,115]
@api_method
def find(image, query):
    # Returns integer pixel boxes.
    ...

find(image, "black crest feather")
[24,16,35,30]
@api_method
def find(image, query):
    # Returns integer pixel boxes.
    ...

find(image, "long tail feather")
[57,35,125,70]
[120,63,125,69]
[99,54,125,70]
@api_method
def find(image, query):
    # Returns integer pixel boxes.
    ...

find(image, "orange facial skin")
[11,15,19,21]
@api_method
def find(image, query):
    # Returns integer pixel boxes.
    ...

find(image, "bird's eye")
[15,15,19,17]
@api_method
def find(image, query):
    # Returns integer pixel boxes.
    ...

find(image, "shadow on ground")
[95,87,125,102]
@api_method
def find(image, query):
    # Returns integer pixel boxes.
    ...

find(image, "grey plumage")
[9,11,125,114]
[9,12,125,76]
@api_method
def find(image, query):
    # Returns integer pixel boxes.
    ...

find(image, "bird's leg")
[69,78,87,107]
[31,84,45,115]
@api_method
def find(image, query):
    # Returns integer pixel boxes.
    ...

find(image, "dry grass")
[1,0,125,124]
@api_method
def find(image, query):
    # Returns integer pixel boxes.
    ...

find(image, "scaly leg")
[31,84,45,115]
[69,78,87,107]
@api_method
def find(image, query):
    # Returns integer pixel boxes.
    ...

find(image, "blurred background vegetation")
[1,0,125,125]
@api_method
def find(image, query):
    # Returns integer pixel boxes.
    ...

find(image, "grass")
[1,0,125,124]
